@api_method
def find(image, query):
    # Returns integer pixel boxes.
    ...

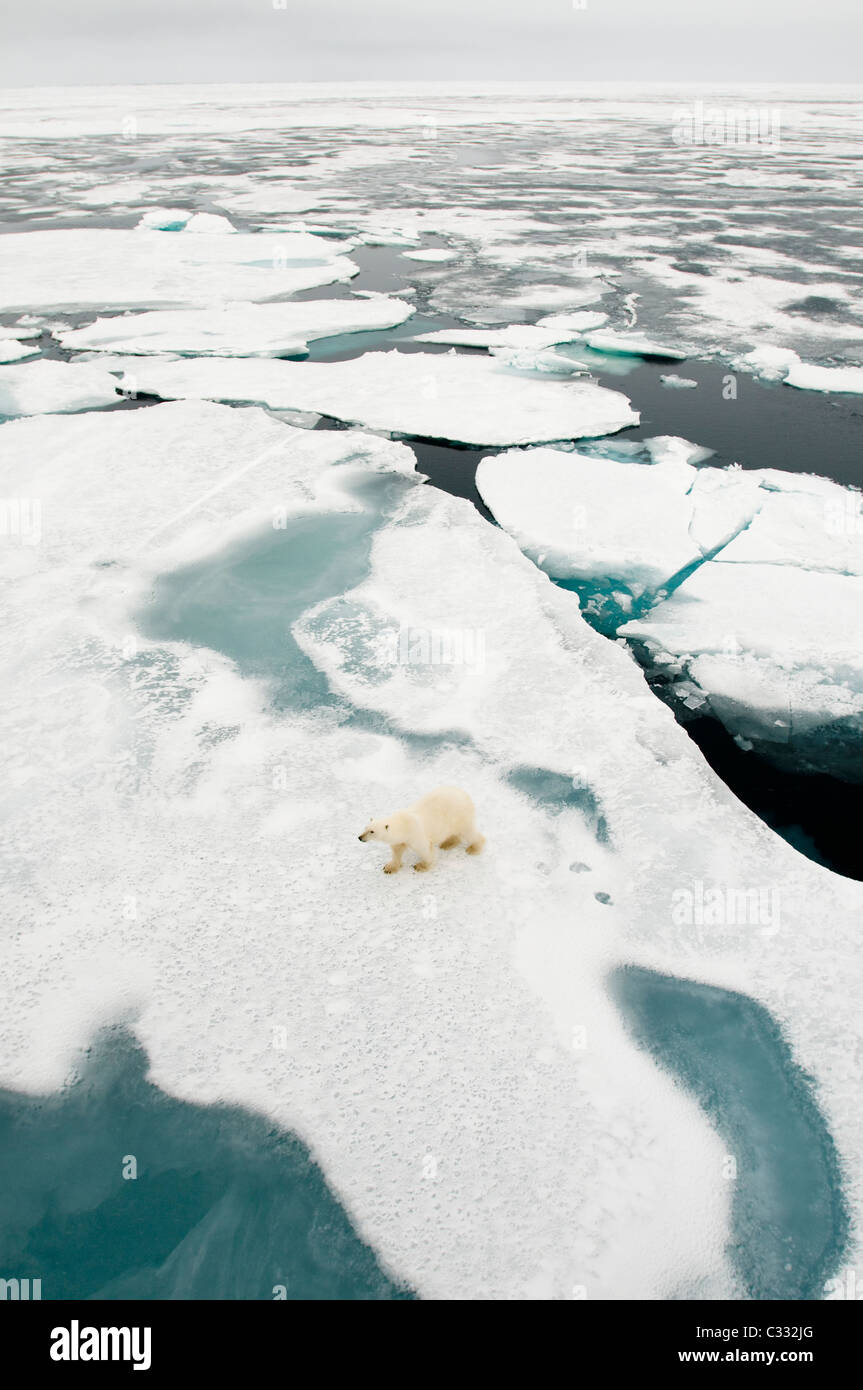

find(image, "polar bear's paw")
[413,860,432,872]
[466,835,486,855]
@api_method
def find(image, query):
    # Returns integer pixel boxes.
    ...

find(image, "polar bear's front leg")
[403,813,435,872]
[384,844,406,874]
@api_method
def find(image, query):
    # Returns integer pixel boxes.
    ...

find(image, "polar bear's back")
[409,785,476,841]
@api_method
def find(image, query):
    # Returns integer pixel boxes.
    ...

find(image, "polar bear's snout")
[358,831,369,841]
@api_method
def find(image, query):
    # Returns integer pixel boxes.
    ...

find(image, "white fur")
[358,785,485,873]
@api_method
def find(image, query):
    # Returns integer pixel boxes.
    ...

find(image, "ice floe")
[181,212,237,234]
[55,298,415,359]
[785,363,863,395]
[476,446,760,600]
[583,331,688,361]
[413,326,580,350]
[489,347,587,375]
[536,311,609,334]
[731,346,803,383]
[3,399,862,1301]
[478,438,863,777]
[291,478,863,1294]
[0,359,120,416]
[136,207,194,231]
[621,563,863,781]
[644,436,714,468]
[0,229,359,313]
[122,349,639,446]
[0,338,40,364]
[80,179,152,206]
[732,346,863,394]
[402,248,457,263]
[660,374,698,390]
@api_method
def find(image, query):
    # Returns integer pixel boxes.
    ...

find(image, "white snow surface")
[0,229,359,313]
[583,331,688,360]
[121,349,639,446]
[0,338,40,363]
[477,440,863,775]
[0,359,121,415]
[2,399,862,1301]
[785,362,863,394]
[54,298,415,358]
[476,447,762,596]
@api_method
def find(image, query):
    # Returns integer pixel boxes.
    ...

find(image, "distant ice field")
[2,82,863,368]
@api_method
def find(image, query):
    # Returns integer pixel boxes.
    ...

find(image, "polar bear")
[358,786,485,873]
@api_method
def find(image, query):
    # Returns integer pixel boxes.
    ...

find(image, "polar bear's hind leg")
[465,818,485,855]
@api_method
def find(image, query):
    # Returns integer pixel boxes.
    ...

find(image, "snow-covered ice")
[413,325,582,350]
[136,207,195,231]
[621,563,863,780]
[2,399,862,1301]
[55,297,415,358]
[476,446,761,599]
[536,311,609,334]
[583,331,688,360]
[0,229,359,313]
[731,346,803,383]
[402,248,457,263]
[0,359,120,416]
[120,349,639,446]
[2,78,863,1303]
[785,362,863,394]
[477,436,863,777]
[0,338,40,363]
[181,212,237,234]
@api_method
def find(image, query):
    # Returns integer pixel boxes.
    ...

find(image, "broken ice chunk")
[660,373,698,390]
[136,207,193,231]
[402,248,457,263]
[622,563,863,779]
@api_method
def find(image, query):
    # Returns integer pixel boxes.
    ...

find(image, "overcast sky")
[3,0,862,86]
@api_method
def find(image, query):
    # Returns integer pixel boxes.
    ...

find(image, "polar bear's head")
[358,815,398,845]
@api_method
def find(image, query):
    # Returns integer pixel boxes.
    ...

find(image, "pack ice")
[3,399,861,1300]
[119,349,638,446]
